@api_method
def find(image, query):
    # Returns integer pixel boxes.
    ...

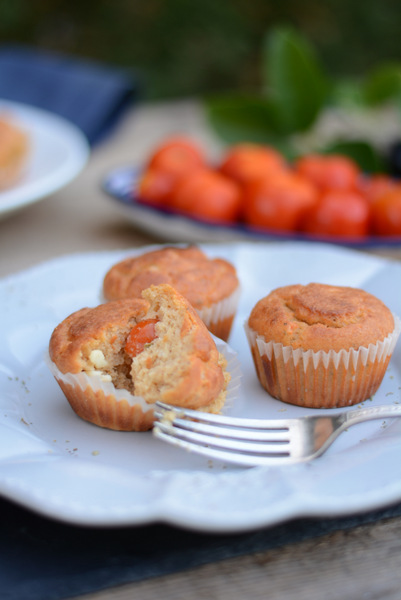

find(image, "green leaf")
[204,93,295,153]
[360,63,401,106]
[262,27,330,133]
[330,79,365,107]
[321,140,386,173]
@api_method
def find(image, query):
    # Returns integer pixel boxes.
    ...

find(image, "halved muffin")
[48,284,232,430]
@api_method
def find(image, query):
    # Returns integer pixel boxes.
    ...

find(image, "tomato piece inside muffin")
[125,319,159,357]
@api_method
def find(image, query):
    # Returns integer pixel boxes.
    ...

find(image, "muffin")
[0,114,29,189]
[245,283,400,409]
[48,283,232,431]
[103,246,240,341]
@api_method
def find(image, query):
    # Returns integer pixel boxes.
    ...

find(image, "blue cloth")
[0,46,140,145]
[1,496,400,600]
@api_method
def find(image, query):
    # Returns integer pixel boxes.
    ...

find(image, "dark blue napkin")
[1,496,401,600]
[0,46,140,145]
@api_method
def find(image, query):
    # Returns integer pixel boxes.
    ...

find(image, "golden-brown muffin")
[245,283,400,408]
[103,246,240,341]
[48,284,231,431]
[0,114,29,189]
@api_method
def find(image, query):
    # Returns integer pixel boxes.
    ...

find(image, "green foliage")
[205,95,284,143]
[204,26,401,170]
[360,63,401,106]
[262,28,329,133]
[206,28,330,154]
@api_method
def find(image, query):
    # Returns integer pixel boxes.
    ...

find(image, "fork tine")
[153,425,294,466]
[154,401,401,467]
[154,420,291,454]
[153,410,291,442]
[154,401,301,466]
[155,401,291,430]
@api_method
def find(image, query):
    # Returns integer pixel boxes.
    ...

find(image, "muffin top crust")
[248,283,395,352]
[49,297,149,374]
[103,246,238,309]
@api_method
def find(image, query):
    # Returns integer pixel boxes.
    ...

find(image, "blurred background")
[2,0,401,101]
[2,0,401,176]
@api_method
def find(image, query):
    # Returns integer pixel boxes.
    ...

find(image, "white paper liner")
[196,286,241,328]
[244,313,401,373]
[244,313,400,407]
[45,336,242,415]
[213,334,242,411]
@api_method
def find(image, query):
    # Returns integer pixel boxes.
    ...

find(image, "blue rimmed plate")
[103,166,401,247]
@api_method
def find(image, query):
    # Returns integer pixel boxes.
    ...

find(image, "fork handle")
[344,404,401,427]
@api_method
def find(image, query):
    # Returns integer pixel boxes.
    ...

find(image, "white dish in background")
[0,242,400,533]
[0,100,89,219]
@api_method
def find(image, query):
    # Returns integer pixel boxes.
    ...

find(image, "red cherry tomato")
[371,187,401,236]
[137,168,176,206]
[358,173,398,203]
[242,172,318,232]
[125,319,159,358]
[147,136,205,178]
[295,154,360,191]
[169,169,242,224]
[301,189,370,239]
[219,144,287,186]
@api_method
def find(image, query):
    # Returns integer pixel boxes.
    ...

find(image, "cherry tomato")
[137,168,176,206]
[147,136,205,178]
[301,189,370,239]
[219,144,287,186]
[125,319,159,358]
[242,172,318,232]
[295,154,360,191]
[169,169,242,223]
[371,187,401,236]
[358,173,397,203]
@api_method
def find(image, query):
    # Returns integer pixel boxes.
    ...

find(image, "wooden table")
[1,100,400,600]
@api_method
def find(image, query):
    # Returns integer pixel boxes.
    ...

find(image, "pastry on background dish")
[103,245,240,341]
[48,284,232,431]
[0,114,29,189]
[245,283,400,409]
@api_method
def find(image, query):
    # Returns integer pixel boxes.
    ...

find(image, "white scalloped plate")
[0,242,400,533]
[0,100,89,219]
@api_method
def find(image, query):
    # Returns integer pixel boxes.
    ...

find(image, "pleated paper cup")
[244,314,401,409]
[46,337,242,431]
[46,360,154,431]
[196,286,241,341]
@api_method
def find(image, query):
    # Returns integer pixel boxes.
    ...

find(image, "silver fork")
[153,401,401,466]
